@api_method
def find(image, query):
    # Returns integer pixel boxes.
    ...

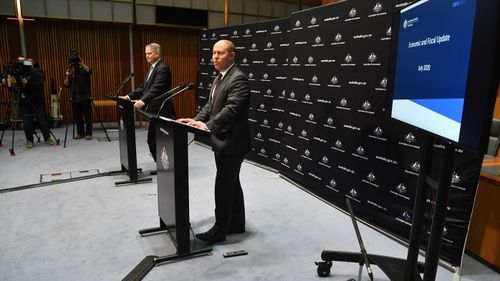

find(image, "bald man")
[178,39,251,244]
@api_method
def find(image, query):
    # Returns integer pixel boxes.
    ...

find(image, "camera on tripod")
[1,59,33,87]
[68,48,81,69]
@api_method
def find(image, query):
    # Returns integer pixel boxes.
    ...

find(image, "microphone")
[149,82,186,103]
[113,73,135,97]
[156,83,195,118]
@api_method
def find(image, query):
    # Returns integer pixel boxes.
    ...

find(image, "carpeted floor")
[0,125,497,281]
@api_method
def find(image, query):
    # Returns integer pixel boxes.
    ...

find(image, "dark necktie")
[211,74,222,99]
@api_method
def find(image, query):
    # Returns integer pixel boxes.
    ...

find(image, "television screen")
[388,0,500,153]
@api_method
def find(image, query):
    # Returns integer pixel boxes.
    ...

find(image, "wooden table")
[465,155,500,271]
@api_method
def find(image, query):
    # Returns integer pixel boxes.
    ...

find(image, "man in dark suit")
[178,39,251,244]
[120,43,175,162]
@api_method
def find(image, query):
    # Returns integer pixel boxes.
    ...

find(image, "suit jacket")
[129,60,175,118]
[195,65,251,156]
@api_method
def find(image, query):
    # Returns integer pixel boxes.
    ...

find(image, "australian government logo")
[267,57,277,67]
[273,152,281,162]
[369,126,387,141]
[160,147,170,171]
[306,113,316,125]
[363,52,381,66]
[403,17,419,29]
[294,163,304,175]
[264,88,273,97]
[258,148,268,158]
[399,132,420,149]
[281,157,290,169]
[309,75,320,86]
[368,2,386,18]
[312,36,324,47]
[301,148,312,161]
[336,98,351,111]
[396,211,412,226]
[323,116,336,129]
[275,122,284,131]
[243,28,252,37]
[299,129,309,141]
[264,41,274,51]
[405,161,420,176]
[352,146,368,160]
[341,54,355,66]
[375,77,388,91]
[254,132,263,142]
[319,155,331,168]
[260,118,270,128]
[451,171,466,191]
[331,33,345,45]
[308,16,319,28]
[358,100,375,115]
[347,188,361,203]
[390,183,411,200]
[261,73,270,82]
[271,25,282,35]
[326,178,340,192]
[305,56,316,67]
[328,76,341,88]
[302,93,313,104]
[345,8,360,22]
[331,139,345,153]
[293,19,303,30]
[362,172,380,188]
[381,26,391,41]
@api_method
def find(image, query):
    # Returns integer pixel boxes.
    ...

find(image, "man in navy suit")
[120,43,175,162]
[179,39,251,244]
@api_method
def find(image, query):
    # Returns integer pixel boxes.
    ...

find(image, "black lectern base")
[114,177,152,186]
[316,251,424,280]
[107,168,152,186]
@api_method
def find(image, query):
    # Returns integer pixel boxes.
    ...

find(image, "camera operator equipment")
[64,49,93,140]
[0,57,57,154]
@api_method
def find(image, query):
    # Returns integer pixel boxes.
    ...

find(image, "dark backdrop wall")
[196,0,483,267]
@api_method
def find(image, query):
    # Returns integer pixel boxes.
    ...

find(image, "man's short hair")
[146,43,162,56]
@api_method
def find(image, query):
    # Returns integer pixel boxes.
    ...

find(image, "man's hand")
[133,99,145,109]
[117,95,130,100]
[177,118,208,131]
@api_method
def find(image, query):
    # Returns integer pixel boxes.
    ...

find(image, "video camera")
[68,48,81,68]
[1,59,33,87]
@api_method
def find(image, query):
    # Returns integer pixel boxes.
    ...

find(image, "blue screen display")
[391,0,476,142]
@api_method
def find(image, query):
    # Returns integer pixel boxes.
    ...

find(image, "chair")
[486,118,500,156]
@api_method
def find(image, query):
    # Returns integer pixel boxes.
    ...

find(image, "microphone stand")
[137,83,186,121]
[148,82,186,104]
[156,83,195,118]
[113,73,134,97]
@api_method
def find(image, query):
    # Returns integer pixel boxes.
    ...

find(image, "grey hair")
[146,43,162,56]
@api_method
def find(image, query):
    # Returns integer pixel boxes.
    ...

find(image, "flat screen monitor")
[388,0,500,153]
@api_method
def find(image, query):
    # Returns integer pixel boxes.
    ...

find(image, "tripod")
[62,97,110,147]
[0,84,60,155]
